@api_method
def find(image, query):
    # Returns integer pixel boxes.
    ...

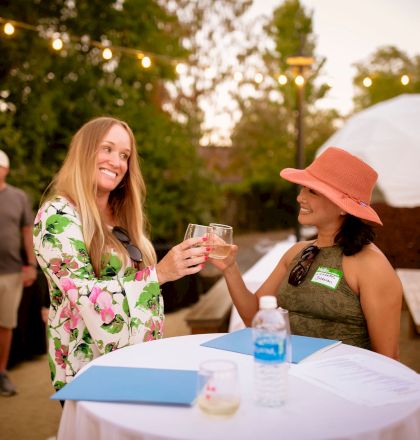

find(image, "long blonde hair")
[45,116,156,275]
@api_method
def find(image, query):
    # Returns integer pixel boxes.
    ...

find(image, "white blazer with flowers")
[33,196,164,390]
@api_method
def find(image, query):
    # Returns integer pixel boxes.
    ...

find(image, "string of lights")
[0,16,185,71]
[0,15,314,86]
[1,16,412,88]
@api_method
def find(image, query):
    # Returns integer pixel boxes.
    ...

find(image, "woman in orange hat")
[210,147,402,359]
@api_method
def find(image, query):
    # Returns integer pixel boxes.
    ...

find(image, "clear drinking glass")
[196,360,240,416]
[184,223,212,241]
[209,223,233,259]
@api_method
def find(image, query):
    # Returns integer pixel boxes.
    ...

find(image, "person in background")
[33,116,209,391]
[0,149,37,396]
[210,147,402,360]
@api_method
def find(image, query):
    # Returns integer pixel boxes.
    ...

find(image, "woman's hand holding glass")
[156,224,210,285]
[206,223,237,271]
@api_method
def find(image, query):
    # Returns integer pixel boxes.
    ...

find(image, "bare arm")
[356,246,402,360]
[210,242,306,326]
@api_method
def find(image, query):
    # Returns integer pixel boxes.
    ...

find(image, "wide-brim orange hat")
[280,146,382,225]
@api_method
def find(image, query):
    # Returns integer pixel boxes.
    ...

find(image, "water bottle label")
[254,337,286,363]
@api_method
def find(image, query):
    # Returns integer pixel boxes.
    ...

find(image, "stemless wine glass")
[209,223,233,259]
[184,224,212,241]
[196,360,240,416]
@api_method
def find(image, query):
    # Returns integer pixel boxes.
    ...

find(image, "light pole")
[286,55,314,241]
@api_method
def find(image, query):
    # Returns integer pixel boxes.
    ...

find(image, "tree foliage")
[162,0,253,145]
[0,0,220,243]
[228,0,339,230]
[353,45,420,110]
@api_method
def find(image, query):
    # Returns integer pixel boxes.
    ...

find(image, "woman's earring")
[340,211,346,216]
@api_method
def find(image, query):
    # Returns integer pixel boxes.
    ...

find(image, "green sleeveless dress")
[278,245,371,349]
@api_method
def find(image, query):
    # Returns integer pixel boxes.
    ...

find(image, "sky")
[251,0,420,114]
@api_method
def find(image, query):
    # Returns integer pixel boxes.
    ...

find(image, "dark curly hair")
[334,215,376,256]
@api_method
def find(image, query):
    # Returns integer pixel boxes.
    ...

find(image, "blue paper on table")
[201,328,341,363]
[51,366,198,406]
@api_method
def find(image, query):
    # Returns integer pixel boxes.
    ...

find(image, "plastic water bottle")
[252,296,291,407]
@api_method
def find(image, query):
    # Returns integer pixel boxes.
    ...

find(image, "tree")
[0,0,219,243]
[353,45,420,110]
[159,0,253,146]
[228,0,339,231]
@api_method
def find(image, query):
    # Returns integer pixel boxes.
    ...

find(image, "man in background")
[0,149,37,396]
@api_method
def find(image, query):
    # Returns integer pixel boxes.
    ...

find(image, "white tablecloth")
[57,334,420,440]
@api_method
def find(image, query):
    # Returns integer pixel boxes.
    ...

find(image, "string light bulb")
[362,77,372,88]
[401,74,410,86]
[141,56,151,68]
[52,37,63,51]
[294,75,305,87]
[102,48,113,60]
[3,22,15,35]
[277,74,288,85]
[175,63,187,75]
[254,72,263,84]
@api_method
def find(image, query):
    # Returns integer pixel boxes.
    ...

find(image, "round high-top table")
[57,334,420,440]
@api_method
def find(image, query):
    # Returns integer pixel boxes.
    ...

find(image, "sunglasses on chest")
[288,244,320,287]
[112,226,143,266]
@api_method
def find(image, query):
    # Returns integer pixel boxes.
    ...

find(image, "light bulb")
[401,75,410,86]
[4,22,15,35]
[141,56,151,68]
[102,48,113,60]
[175,63,187,75]
[254,73,263,84]
[52,38,63,51]
[363,77,372,88]
[277,74,287,85]
[295,75,304,87]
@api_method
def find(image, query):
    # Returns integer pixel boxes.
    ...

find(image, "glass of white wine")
[209,223,233,259]
[184,224,212,241]
[196,360,240,416]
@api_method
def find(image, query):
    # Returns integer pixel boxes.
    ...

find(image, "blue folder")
[51,366,198,405]
[201,328,341,363]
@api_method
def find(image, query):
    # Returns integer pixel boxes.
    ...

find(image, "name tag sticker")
[311,266,343,290]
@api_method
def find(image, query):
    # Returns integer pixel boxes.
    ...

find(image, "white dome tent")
[318,94,420,208]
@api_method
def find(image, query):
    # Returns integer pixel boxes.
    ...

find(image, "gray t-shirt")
[0,184,34,274]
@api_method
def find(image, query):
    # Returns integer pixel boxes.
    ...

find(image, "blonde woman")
[33,117,209,391]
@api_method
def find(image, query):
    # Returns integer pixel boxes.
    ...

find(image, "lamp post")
[286,55,314,241]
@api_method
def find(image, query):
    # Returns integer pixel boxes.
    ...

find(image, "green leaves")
[123,267,137,282]
[353,46,420,111]
[70,238,90,263]
[74,343,94,360]
[101,254,123,279]
[135,282,160,313]
[100,313,125,334]
[48,354,56,382]
[42,233,63,250]
[46,214,72,234]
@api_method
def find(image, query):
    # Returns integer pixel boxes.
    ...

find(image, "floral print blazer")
[33,196,164,390]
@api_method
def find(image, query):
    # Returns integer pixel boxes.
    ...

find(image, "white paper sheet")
[291,354,420,406]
